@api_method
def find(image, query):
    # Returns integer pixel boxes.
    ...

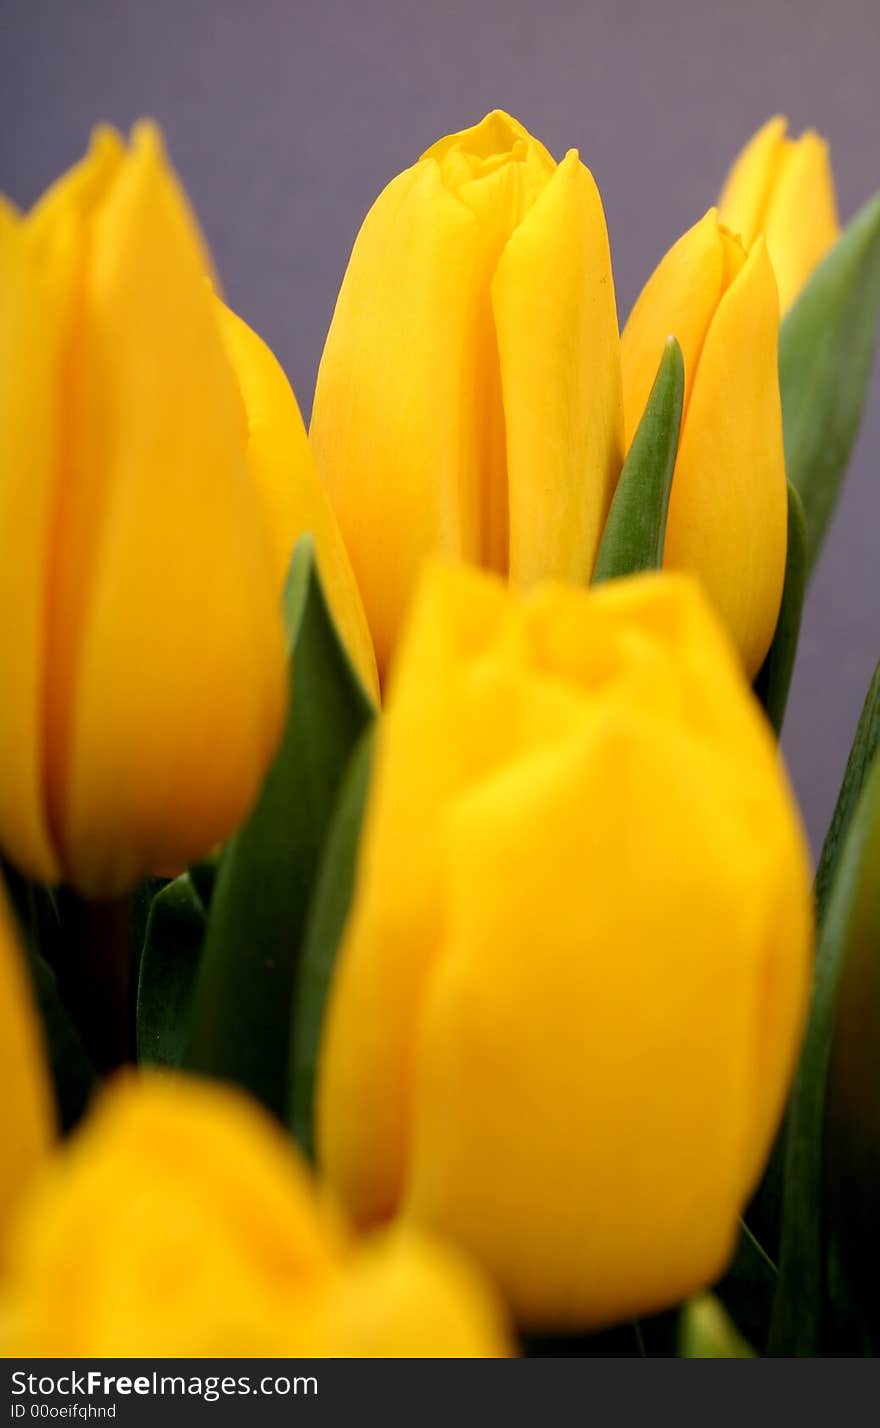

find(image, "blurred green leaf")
[769,743,880,1355]
[136,874,205,1068]
[715,1218,777,1353]
[753,482,808,735]
[592,337,683,583]
[289,724,375,1160]
[2,866,96,1134]
[184,537,374,1119]
[780,192,880,574]
[814,662,880,925]
[24,939,96,1134]
[825,750,880,1347]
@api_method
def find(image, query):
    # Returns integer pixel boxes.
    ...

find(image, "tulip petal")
[319,1226,511,1357]
[0,131,124,884]
[0,206,61,882]
[718,115,788,249]
[215,300,378,703]
[492,150,623,586]
[664,238,787,678]
[763,133,840,315]
[51,125,286,894]
[620,209,725,451]
[311,162,489,678]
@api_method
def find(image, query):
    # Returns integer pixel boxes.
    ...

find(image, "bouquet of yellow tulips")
[1,107,879,1361]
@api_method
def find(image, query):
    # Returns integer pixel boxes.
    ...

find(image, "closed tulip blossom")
[621,212,786,678]
[317,562,813,1331]
[311,109,623,679]
[0,124,287,897]
[0,1076,510,1358]
[719,116,840,315]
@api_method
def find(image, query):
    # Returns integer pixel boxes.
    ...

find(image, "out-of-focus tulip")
[214,299,379,702]
[0,1076,510,1357]
[0,882,53,1248]
[317,562,812,1331]
[719,116,840,315]
[311,109,623,680]
[621,211,787,678]
[0,124,286,897]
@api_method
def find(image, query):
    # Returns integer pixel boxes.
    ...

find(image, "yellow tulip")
[214,298,379,702]
[317,561,812,1331]
[719,116,840,315]
[311,109,623,680]
[0,1075,511,1357]
[0,882,54,1251]
[0,125,286,896]
[621,212,787,678]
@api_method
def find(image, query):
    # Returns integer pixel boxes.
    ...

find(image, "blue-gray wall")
[4,0,878,853]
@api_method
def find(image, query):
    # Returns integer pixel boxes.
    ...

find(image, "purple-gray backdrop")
[3,0,878,853]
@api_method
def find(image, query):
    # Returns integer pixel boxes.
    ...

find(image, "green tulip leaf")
[715,1218,777,1353]
[592,336,683,584]
[136,874,206,1068]
[769,741,880,1355]
[753,482,808,735]
[25,943,97,1134]
[824,752,880,1348]
[289,723,375,1160]
[814,661,880,926]
[2,866,96,1134]
[780,192,880,574]
[184,537,375,1120]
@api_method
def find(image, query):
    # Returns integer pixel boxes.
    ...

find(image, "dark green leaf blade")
[824,752,880,1348]
[814,661,880,925]
[289,723,375,1160]
[769,746,880,1355]
[780,192,880,574]
[2,866,96,1134]
[136,874,205,1068]
[753,481,808,735]
[184,537,374,1119]
[592,336,683,584]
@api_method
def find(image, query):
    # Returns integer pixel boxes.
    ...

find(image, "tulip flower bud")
[214,299,379,702]
[719,116,840,315]
[0,882,53,1247]
[311,109,623,680]
[317,562,812,1331]
[0,1076,510,1356]
[621,212,787,678]
[0,125,287,896]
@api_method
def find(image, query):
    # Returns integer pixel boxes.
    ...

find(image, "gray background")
[3,0,878,854]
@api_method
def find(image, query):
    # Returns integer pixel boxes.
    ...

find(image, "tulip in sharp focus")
[0,882,53,1248]
[214,298,379,701]
[311,109,623,679]
[0,125,287,896]
[0,1076,510,1357]
[621,211,787,678]
[719,116,840,315]
[317,562,812,1330]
